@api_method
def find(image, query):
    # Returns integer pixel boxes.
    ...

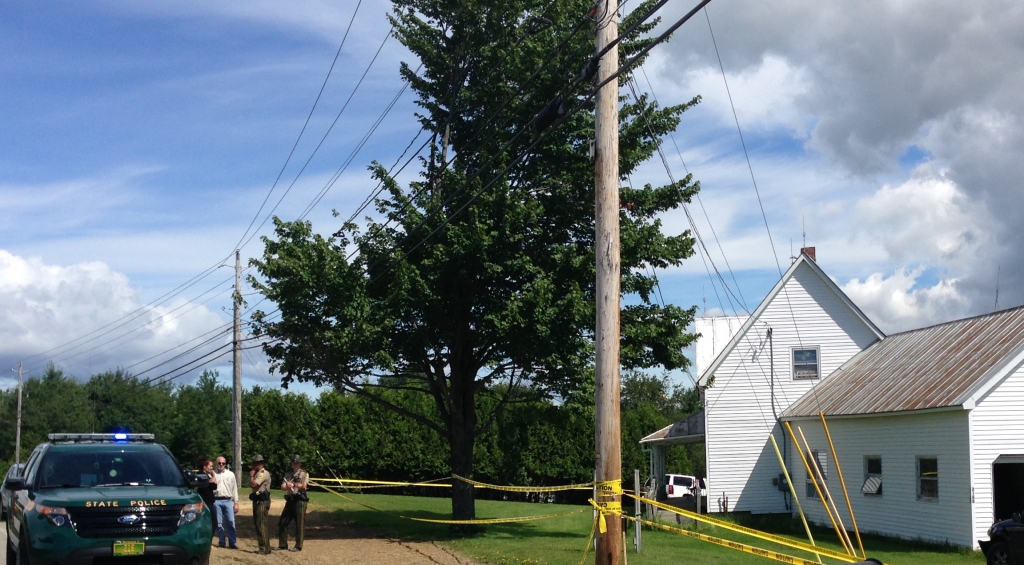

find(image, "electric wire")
[702,7,781,276]
[239,26,396,252]
[340,17,593,258]
[623,73,746,315]
[297,61,422,221]
[19,257,233,365]
[636,63,750,312]
[29,274,238,373]
[365,0,712,284]
[233,0,367,251]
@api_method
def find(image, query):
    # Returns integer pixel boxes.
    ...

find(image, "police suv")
[4,433,212,565]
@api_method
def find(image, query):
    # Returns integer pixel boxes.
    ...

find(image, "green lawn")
[306,490,982,565]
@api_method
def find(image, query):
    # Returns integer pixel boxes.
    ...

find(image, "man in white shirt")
[213,456,239,549]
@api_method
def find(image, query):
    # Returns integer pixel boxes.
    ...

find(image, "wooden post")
[14,361,23,465]
[633,468,642,552]
[594,0,622,562]
[233,250,243,481]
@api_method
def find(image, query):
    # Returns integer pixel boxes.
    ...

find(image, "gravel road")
[211,499,474,565]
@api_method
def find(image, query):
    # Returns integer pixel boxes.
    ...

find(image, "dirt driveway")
[210,500,474,565]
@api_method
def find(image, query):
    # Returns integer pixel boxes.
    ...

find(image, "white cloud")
[840,269,970,334]
[854,169,996,266]
[671,54,812,136]
[0,250,229,380]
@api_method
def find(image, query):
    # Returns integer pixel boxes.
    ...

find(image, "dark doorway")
[993,462,1024,521]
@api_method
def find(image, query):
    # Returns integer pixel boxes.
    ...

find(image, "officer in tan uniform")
[248,454,272,555]
[277,455,309,551]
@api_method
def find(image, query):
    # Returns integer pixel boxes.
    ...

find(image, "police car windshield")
[39,450,187,489]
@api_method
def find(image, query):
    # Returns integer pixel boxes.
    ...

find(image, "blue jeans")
[213,498,237,546]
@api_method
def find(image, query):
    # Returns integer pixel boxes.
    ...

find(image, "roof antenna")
[802,215,806,249]
[789,238,796,264]
[995,265,1001,311]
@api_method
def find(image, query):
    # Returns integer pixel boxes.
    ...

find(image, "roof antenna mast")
[995,265,1001,311]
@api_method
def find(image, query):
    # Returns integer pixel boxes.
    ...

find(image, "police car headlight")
[38,504,72,528]
[178,502,204,526]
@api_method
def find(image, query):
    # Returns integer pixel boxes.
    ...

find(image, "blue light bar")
[114,433,128,441]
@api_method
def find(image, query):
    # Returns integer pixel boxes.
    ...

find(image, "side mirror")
[1014,512,1022,523]
[185,472,210,489]
[4,477,27,491]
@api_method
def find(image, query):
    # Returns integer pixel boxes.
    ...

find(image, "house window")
[806,449,828,499]
[792,347,820,380]
[861,456,882,495]
[917,457,938,500]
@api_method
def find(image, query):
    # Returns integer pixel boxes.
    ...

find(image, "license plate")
[113,541,145,556]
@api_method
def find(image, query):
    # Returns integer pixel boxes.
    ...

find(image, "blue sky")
[3,0,1023,392]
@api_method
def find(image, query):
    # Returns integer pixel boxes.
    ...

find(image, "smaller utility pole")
[15,361,24,465]
[232,250,243,480]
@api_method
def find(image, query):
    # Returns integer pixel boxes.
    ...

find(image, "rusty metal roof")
[783,305,1024,417]
[640,411,705,446]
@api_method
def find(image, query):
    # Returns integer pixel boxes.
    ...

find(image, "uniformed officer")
[277,455,309,552]
[248,454,272,555]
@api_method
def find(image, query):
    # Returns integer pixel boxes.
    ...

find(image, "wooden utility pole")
[594,1,622,563]
[232,250,243,480]
[14,361,23,465]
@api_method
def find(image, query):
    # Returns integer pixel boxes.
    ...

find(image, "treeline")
[0,366,702,493]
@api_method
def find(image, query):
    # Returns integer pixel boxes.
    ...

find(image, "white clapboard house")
[689,249,1024,548]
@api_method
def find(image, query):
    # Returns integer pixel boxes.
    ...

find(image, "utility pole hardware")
[233,250,243,480]
[593,0,623,563]
[15,361,24,465]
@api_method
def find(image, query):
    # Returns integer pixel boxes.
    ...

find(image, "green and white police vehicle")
[5,433,212,565]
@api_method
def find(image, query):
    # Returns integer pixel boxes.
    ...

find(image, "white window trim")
[916,456,938,501]
[862,456,882,496]
[791,346,821,380]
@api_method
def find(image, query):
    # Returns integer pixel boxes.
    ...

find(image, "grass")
[306,490,983,565]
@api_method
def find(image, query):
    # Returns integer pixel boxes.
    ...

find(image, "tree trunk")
[449,423,476,521]
[448,364,478,522]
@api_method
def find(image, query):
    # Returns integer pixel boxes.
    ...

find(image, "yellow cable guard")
[452,474,595,493]
[310,477,451,488]
[625,493,888,565]
[310,480,588,525]
[592,479,623,533]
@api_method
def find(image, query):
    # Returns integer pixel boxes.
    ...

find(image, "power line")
[366,0,712,284]
[239,26,396,252]
[233,0,368,251]
[703,7,782,276]
[635,63,750,312]
[29,274,238,373]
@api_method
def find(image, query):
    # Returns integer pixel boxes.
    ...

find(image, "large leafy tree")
[251,0,700,519]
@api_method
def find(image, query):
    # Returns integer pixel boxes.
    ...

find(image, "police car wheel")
[14,532,29,565]
[987,542,1012,565]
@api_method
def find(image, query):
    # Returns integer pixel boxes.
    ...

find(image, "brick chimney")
[800,247,816,262]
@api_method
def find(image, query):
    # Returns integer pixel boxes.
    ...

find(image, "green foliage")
[0,368,702,490]
[250,0,700,519]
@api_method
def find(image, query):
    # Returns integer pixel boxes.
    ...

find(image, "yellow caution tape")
[311,480,588,525]
[592,480,622,533]
[310,477,451,488]
[578,515,599,565]
[627,493,878,564]
[625,511,824,565]
[452,474,594,493]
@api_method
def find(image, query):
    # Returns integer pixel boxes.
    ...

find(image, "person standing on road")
[249,454,272,555]
[213,456,239,549]
[277,455,309,552]
[196,457,219,535]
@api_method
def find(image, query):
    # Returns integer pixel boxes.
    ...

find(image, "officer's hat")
[251,454,266,464]
[291,454,303,464]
